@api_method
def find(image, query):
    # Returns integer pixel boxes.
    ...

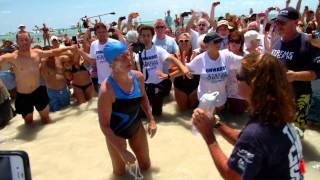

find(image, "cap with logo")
[276,7,299,22]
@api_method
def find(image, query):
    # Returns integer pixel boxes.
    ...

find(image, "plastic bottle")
[192,91,220,136]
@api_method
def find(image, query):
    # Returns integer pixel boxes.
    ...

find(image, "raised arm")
[296,0,302,12]
[37,45,75,59]
[78,48,96,65]
[0,53,15,66]
[210,2,220,29]
[286,0,291,8]
[186,11,197,33]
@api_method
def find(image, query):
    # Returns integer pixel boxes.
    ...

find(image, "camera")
[213,2,220,6]
[268,7,276,11]
[181,12,192,17]
[119,16,126,21]
[312,32,320,39]
[132,42,145,53]
[0,151,32,180]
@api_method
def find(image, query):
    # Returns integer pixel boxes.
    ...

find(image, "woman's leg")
[128,123,151,171]
[73,86,87,104]
[106,136,127,176]
[174,88,189,112]
[188,90,199,110]
[84,84,94,101]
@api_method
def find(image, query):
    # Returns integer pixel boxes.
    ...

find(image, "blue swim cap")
[103,41,128,64]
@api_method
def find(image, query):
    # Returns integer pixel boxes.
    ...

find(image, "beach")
[1,92,320,180]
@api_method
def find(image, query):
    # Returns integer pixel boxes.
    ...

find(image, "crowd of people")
[1,0,320,179]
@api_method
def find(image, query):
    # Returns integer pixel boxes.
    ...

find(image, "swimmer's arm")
[98,80,127,152]
[78,49,96,65]
[0,53,15,65]
[135,71,155,122]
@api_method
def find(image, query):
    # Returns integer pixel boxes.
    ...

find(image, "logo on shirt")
[271,49,294,61]
[282,124,304,179]
[236,149,255,171]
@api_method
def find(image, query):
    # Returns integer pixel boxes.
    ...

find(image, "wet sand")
[1,94,320,180]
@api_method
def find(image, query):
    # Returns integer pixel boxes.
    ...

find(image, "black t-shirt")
[271,34,320,95]
[228,120,304,180]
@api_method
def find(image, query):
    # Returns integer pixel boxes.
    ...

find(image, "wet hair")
[240,53,295,126]
[138,25,155,36]
[33,45,43,50]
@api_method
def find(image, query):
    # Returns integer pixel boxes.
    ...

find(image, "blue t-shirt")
[228,120,304,180]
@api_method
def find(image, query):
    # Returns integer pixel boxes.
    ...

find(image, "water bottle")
[192,91,220,136]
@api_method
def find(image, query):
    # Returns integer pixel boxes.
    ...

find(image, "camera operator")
[134,25,192,116]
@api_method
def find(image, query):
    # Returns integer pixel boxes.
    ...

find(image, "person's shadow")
[14,121,46,141]
[106,166,160,180]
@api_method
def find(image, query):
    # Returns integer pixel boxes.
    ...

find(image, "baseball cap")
[50,36,59,41]
[103,41,128,64]
[203,32,223,44]
[217,20,232,30]
[276,7,299,22]
[18,24,26,29]
[244,30,261,42]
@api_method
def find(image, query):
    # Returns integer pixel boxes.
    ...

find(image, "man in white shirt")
[136,25,192,115]
[78,23,118,89]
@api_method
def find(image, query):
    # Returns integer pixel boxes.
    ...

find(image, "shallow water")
[1,96,320,180]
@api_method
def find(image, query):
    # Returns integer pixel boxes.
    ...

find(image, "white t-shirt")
[135,45,170,84]
[191,29,200,50]
[187,50,242,107]
[89,38,118,84]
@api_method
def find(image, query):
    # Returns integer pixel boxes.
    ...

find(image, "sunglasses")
[179,39,190,43]
[275,20,287,26]
[236,73,249,82]
[229,39,241,44]
[198,24,207,27]
[155,26,165,29]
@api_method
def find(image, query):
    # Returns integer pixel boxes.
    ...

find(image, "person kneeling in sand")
[98,41,157,176]
[0,32,76,124]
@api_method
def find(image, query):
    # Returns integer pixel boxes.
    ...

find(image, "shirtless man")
[41,47,71,112]
[0,32,76,124]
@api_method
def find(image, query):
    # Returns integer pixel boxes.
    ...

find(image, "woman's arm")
[192,108,241,180]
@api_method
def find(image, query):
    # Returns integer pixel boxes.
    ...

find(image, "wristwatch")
[213,120,221,129]
[213,115,221,129]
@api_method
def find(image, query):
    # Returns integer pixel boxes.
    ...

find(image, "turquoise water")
[0,20,155,45]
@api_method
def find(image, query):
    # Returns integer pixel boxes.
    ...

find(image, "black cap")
[276,7,299,22]
[203,32,223,44]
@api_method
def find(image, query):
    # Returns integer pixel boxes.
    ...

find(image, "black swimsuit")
[71,64,92,92]
[108,71,143,139]
[173,75,200,95]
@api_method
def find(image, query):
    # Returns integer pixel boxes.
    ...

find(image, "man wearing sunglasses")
[153,19,179,95]
[271,7,320,136]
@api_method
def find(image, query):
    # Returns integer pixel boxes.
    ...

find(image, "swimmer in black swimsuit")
[98,41,156,176]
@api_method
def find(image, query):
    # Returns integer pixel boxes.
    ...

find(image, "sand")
[1,95,320,180]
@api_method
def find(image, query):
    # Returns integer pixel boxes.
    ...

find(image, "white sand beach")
[1,94,320,180]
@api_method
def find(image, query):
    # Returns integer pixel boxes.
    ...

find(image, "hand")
[156,70,170,79]
[192,108,216,142]
[120,150,136,165]
[286,70,296,82]
[148,120,157,138]
[202,12,210,20]
[129,12,139,19]
[212,1,220,7]
[182,67,193,79]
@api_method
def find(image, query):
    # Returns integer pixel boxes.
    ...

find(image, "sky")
[0,0,318,34]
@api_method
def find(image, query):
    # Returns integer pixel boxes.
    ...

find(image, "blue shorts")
[47,86,70,112]
[0,71,16,90]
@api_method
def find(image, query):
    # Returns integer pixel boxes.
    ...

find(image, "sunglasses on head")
[229,39,241,44]
[179,39,190,43]
[275,20,287,26]
[155,26,165,29]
